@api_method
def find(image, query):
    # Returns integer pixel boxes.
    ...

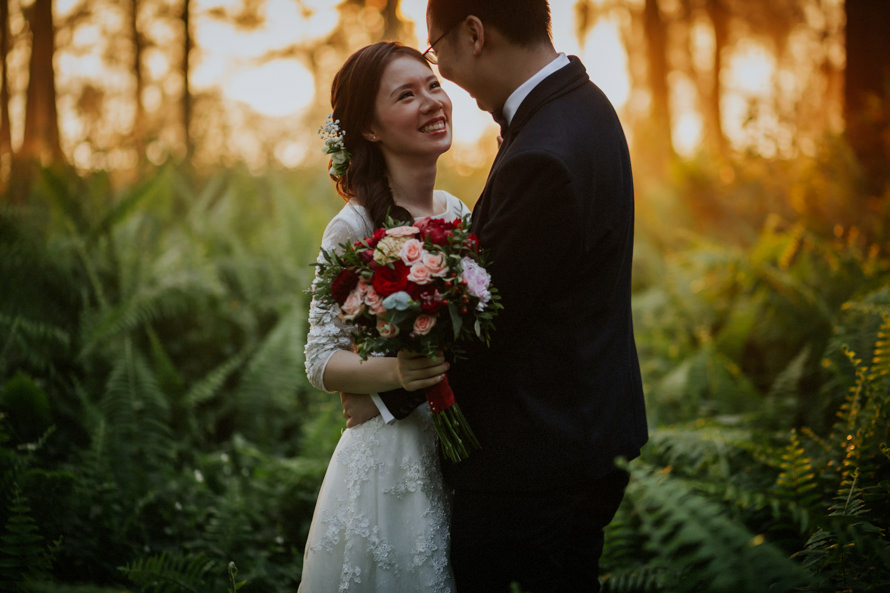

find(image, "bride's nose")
[419,92,442,114]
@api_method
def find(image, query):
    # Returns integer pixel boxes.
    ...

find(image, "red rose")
[367,228,387,248]
[416,218,453,246]
[331,268,359,305]
[372,261,409,296]
[412,285,445,313]
[463,233,479,253]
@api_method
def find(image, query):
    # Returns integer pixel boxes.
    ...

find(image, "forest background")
[1,0,889,591]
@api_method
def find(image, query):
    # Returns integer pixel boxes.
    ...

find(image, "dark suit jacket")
[443,56,648,492]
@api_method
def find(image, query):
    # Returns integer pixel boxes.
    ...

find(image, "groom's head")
[426,0,554,113]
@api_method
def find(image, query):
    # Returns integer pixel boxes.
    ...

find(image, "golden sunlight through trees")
[0,0,887,195]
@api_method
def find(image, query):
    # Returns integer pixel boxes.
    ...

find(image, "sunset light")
[14,0,849,169]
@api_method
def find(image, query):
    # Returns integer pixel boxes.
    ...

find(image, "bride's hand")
[396,350,449,392]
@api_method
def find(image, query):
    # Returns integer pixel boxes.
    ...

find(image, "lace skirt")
[298,404,455,593]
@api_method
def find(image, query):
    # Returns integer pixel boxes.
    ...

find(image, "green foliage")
[120,552,224,593]
[2,153,889,591]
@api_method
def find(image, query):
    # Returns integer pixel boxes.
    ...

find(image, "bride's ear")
[362,130,380,142]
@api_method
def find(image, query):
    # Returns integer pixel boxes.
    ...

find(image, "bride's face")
[366,56,452,160]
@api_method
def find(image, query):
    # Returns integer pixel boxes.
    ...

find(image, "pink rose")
[399,238,425,266]
[339,286,365,321]
[363,286,386,315]
[460,257,492,307]
[413,314,437,336]
[422,252,448,277]
[376,318,400,338]
[386,225,420,237]
[408,263,433,285]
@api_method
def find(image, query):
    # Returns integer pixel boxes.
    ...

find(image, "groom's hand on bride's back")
[340,393,380,428]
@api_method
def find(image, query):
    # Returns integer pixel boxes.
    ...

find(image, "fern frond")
[120,551,219,593]
[97,338,173,487]
[601,564,668,593]
[623,461,814,593]
[771,429,821,532]
[0,486,54,588]
[233,306,306,442]
[0,313,71,376]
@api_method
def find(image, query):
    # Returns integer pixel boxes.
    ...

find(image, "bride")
[300,42,467,592]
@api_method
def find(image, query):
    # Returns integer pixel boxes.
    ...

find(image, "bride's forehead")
[380,57,434,87]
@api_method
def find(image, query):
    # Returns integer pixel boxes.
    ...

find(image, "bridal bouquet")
[313,214,501,462]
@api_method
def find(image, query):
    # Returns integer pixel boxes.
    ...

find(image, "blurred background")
[1,1,889,592]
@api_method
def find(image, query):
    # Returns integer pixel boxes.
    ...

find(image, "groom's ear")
[464,15,485,56]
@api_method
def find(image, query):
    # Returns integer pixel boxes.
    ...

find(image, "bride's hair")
[330,42,429,229]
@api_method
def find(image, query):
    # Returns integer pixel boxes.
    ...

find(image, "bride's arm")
[323,349,448,394]
[304,214,447,397]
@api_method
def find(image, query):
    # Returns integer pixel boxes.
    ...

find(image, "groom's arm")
[341,392,385,427]
[481,154,576,315]
[341,389,426,427]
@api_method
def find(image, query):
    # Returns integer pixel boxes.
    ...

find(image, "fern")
[601,565,667,593]
[0,486,56,591]
[621,461,814,593]
[770,429,821,533]
[96,338,173,491]
[120,551,220,593]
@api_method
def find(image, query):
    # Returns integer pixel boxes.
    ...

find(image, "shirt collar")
[501,53,570,125]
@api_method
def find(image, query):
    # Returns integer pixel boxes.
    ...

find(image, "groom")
[342,0,648,590]
[422,1,648,591]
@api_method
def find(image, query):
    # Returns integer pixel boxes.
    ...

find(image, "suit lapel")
[472,57,590,235]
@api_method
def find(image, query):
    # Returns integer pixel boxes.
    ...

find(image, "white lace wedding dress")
[300,190,469,593]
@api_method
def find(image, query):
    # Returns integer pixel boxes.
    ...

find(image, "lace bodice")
[304,191,471,392]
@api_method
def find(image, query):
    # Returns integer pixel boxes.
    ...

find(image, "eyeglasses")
[422,20,462,65]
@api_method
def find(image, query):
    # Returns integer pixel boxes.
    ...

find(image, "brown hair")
[427,0,552,46]
[329,42,432,228]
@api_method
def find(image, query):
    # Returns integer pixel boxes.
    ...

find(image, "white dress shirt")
[501,53,570,125]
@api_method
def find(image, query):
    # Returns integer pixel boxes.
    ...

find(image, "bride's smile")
[420,116,448,135]
[365,55,453,162]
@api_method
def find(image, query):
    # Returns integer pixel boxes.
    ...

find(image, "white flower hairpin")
[318,114,351,179]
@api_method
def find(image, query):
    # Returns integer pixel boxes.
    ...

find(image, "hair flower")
[318,114,351,179]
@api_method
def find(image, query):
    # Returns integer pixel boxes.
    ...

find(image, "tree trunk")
[21,0,63,165]
[381,0,404,41]
[0,0,11,160]
[704,0,728,158]
[131,0,146,166]
[643,0,674,166]
[844,0,890,193]
[182,0,192,160]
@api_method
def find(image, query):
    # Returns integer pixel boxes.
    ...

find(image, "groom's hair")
[427,0,552,46]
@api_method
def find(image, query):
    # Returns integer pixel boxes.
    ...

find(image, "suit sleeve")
[478,152,579,319]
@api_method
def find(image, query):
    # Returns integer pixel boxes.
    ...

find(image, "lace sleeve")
[304,212,370,392]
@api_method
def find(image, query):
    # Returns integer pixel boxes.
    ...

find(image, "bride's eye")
[430,81,442,90]
[398,90,414,101]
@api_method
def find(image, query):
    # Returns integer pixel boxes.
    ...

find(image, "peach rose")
[385,225,420,237]
[408,263,433,285]
[422,252,448,277]
[376,318,400,338]
[413,314,437,336]
[363,286,386,315]
[339,287,365,321]
[399,238,425,266]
